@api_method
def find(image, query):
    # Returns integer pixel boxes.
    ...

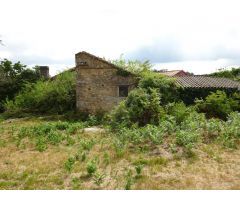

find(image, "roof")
[157,70,188,77]
[76,51,126,70]
[176,76,240,89]
[51,51,134,80]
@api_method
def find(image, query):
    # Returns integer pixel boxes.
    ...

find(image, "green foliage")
[125,169,134,190]
[165,102,195,124]
[35,136,48,152]
[138,71,179,104]
[80,139,95,151]
[4,71,76,115]
[126,88,164,126]
[16,121,86,151]
[109,88,165,127]
[210,67,240,81]
[0,59,41,112]
[176,130,201,150]
[111,55,152,75]
[135,163,144,176]
[218,112,240,148]
[86,160,97,176]
[113,138,127,157]
[93,172,105,186]
[195,90,239,119]
[103,152,110,166]
[64,157,76,172]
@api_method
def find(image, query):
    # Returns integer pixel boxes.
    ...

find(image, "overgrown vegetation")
[209,67,240,81]
[0,59,41,112]
[1,58,240,189]
[4,71,76,115]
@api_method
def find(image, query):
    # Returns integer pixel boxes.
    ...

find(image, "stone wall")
[75,52,136,114]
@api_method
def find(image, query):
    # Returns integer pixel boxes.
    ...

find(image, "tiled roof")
[176,76,240,89]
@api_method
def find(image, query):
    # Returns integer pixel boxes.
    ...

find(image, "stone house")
[49,51,240,113]
[75,51,137,114]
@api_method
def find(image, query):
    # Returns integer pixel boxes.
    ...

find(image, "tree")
[0,59,41,112]
[210,67,240,81]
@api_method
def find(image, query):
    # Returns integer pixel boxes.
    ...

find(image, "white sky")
[0,0,240,75]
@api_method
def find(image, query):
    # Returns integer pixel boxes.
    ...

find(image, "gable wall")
[75,53,136,113]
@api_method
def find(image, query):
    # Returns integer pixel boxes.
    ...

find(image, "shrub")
[107,101,131,129]
[218,112,240,148]
[109,88,165,127]
[140,124,164,144]
[204,118,223,142]
[126,88,164,125]
[138,71,179,105]
[4,71,76,115]
[0,59,41,113]
[195,90,238,120]
[165,102,195,124]
[180,112,207,132]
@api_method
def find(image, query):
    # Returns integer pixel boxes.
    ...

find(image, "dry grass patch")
[1,118,240,189]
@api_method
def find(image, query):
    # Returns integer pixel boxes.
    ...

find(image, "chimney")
[39,66,49,79]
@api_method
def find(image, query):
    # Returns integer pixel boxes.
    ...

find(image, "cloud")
[125,38,183,63]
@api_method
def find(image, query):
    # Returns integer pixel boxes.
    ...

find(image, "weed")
[125,169,134,190]
[113,139,127,158]
[54,121,70,130]
[176,130,200,150]
[71,177,81,189]
[86,160,97,176]
[47,131,63,145]
[103,152,110,166]
[135,163,144,176]
[93,172,105,186]
[35,136,47,152]
[0,139,6,147]
[65,134,75,146]
[80,139,95,151]
[81,151,87,162]
[64,157,76,172]
[148,157,168,166]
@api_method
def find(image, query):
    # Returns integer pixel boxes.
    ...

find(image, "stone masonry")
[75,52,137,114]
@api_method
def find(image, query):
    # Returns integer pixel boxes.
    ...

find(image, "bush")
[195,90,238,120]
[0,59,41,112]
[138,71,179,105]
[165,102,195,124]
[109,88,165,127]
[180,112,207,132]
[4,71,76,115]
[218,112,240,148]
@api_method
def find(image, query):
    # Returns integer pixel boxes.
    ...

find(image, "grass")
[1,117,240,189]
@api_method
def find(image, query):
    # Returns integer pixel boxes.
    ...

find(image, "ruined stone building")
[75,52,137,114]
[49,51,240,114]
